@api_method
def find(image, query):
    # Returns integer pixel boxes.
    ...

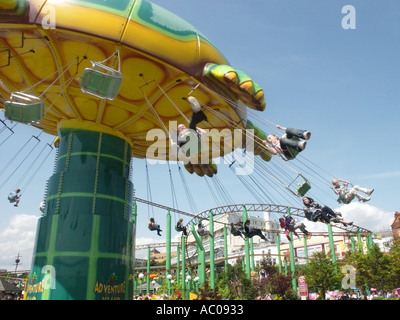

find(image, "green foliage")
[144,239,400,300]
[343,241,400,297]
[301,251,342,299]
[388,240,400,289]
[219,262,258,300]
[197,280,223,300]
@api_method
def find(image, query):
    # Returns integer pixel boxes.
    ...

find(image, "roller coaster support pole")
[286,208,297,290]
[223,225,228,273]
[276,232,282,273]
[166,210,171,276]
[176,244,180,285]
[209,211,215,290]
[223,225,228,290]
[191,223,206,285]
[197,247,205,285]
[366,233,374,251]
[303,235,309,265]
[350,236,356,252]
[284,256,288,276]
[250,238,255,271]
[181,234,186,298]
[327,223,337,273]
[146,247,150,294]
[288,232,297,292]
[132,200,137,291]
[242,206,251,279]
[356,229,364,253]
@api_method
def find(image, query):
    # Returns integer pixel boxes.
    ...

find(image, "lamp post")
[186,275,192,300]
[194,276,199,293]
[151,280,156,294]
[167,274,172,297]
[138,273,144,295]
[170,279,174,298]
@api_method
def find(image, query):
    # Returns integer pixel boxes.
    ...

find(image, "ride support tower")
[26,121,135,300]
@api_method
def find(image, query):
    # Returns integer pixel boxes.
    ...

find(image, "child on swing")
[148,217,162,236]
[8,188,21,207]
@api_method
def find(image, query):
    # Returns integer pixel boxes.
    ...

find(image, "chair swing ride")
[0,0,330,300]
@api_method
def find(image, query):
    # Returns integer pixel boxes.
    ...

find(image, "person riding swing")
[148,217,162,236]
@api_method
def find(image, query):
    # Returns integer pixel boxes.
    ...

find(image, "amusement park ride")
[0,0,372,300]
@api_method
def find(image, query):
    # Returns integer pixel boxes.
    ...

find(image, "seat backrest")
[4,92,44,123]
[80,65,123,100]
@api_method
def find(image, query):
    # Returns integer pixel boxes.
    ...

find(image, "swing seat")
[296,181,311,196]
[287,173,311,197]
[80,61,123,100]
[8,194,18,203]
[4,92,45,123]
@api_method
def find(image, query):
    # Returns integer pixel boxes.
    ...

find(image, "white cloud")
[336,202,393,232]
[0,214,39,271]
[304,202,394,233]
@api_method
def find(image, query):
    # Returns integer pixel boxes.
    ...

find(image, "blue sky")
[1,0,399,269]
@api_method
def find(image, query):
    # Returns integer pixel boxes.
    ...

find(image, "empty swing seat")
[296,181,311,196]
[80,61,123,100]
[287,173,311,197]
[4,92,45,123]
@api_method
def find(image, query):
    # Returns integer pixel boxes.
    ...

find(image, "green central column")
[26,125,135,300]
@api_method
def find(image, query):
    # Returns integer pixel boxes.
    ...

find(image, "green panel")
[94,197,125,217]
[56,133,71,160]
[68,153,98,171]
[58,197,94,216]
[46,173,62,197]
[4,101,44,123]
[96,174,127,198]
[56,214,93,251]
[100,134,128,158]
[98,216,129,252]
[51,256,89,300]
[70,130,100,154]
[98,156,126,177]
[61,170,96,193]
[33,216,52,252]
[95,257,130,300]
[55,156,67,173]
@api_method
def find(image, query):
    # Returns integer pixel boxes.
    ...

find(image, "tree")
[302,251,342,300]
[266,272,297,300]
[219,262,258,300]
[387,240,400,289]
[344,242,398,298]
